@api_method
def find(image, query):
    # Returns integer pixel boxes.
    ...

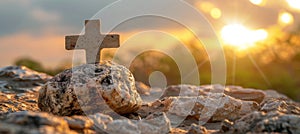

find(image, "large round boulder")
[38,61,142,116]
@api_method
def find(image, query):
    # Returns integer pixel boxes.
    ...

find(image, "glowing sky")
[0,0,299,67]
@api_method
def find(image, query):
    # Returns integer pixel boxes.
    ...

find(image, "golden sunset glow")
[286,0,300,10]
[221,24,268,49]
[278,11,294,25]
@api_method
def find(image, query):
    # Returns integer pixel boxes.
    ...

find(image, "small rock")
[0,92,39,118]
[38,61,142,116]
[187,124,208,134]
[160,85,206,99]
[106,119,140,134]
[1,111,76,134]
[220,119,234,132]
[233,111,300,133]
[225,86,265,104]
[64,115,94,130]
[89,113,113,132]
[260,98,300,115]
[135,81,151,96]
[0,66,51,81]
[138,112,171,134]
[263,90,290,101]
[105,112,171,134]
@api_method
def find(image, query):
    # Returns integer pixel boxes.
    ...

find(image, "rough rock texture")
[1,65,300,134]
[233,111,300,133]
[225,86,265,104]
[260,98,300,115]
[139,93,259,122]
[38,61,142,116]
[1,111,76,134]
[105,112,171,134]
[0,66,51,118]
[187,124,208,134]
[138,112,171,134]
[160,85,265,104]
[135,81,151,96]
[0,66,51,93]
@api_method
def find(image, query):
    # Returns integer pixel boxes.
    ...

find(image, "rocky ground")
[0,65,299,134]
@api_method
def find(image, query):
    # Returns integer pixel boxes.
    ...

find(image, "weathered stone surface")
[140,94,259,122]
[89,113,113,132]
[0,66,51,93]
[135,81,151,96]
[0,92,39,118]
[105,112,171,134]
[138,112,171,134]
[263,90,289,100]
[220,119,234,133]
[1,111,76,134]
[64,115,94,130]
[106,119,140,134]
[187,124,208,134]
[38,61,142,116]
[233,111,300,133]
[160,85,265,104]
[160,85,206,99]
[225,86,265,104]
[260,98,300,115]
[0,66,50,118]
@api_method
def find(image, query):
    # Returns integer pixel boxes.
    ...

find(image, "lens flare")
[249,0,264,6]
[286,0,300,10]
[221,24,268,49]
[210,8,222,19]
[278,11,294,25]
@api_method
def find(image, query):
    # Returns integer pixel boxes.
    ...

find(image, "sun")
[221,24,268,49]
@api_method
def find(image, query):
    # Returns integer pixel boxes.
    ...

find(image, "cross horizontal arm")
[65,34,120,50]
[65,35,79,50]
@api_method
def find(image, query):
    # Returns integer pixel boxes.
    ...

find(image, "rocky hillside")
[0,65,299,134]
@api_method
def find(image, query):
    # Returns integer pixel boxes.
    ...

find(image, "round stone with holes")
[38,61,142,116]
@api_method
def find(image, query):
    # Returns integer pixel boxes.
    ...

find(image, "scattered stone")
[0,92,39,118]
[135,81,151,96]
[106,119,140,134]
[160,85,265,104]
[0,66,51,81]
[233,111,300,133]
[89,113,113,132]
[1,65,300,134]
[0,66,49,118]
[105,112,171,134]
[260,98,300,115]
[262,90,291,102]
[64,115,94,130]
[38,61,142,116]
[140,93,259,122]
[1,111,76,134]
[220,119,234,133]
[187,124,208,134]
[225,86,265,104]
[138,112,171,134]
[0,66,51,93]
[160,85,206,99]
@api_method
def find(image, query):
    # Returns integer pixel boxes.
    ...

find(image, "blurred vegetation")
[14,57,71,76]
[14,26,300,101]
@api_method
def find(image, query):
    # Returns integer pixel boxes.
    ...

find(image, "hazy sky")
[0,0,299,67]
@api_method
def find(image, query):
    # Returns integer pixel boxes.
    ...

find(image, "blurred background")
[0,0,300,101]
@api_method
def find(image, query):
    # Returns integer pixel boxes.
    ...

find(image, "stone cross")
[65,20,120,64]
